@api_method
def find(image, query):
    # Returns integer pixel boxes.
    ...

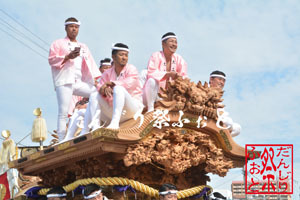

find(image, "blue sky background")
[0,0,299,197]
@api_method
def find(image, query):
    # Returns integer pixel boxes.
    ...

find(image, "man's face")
[89,191,103,200]
[162,38,178,54]
[112,51,128,67]
[159,193,178,200]
[99,65,111,73]
[209,77,226,89]
[65,24,79,40]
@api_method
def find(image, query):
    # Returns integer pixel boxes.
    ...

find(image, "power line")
[0,19,48,53]
[16,132,32,146]
[0,26,47,59]
[0,9,50,46]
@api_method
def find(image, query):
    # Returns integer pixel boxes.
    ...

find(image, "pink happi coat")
[48,37,101,88]
[98,64,142,105]
[147,51,187,89]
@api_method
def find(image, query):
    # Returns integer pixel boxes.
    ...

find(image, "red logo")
[245,144,293,195]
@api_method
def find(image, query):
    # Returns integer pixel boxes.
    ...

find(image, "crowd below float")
[42,183,226,200]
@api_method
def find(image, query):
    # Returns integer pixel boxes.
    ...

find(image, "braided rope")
[38,177,212,199]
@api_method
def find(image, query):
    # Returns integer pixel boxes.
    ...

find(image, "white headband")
[161,35,177,42]
[111,46,130,52]
[210,74,226,80]
[83,189,102,199]
[46,193,67,198]
[159,190,178,196]
[64,21,81,26]
[101,62,111,66]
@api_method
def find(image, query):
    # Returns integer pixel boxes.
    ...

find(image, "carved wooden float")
[10,78,256,190]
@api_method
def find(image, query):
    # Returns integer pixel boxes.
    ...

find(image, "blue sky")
[0,0,299,197]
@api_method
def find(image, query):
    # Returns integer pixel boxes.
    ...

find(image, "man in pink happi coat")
[144,32,187,112]
[48,17,101,141]
[209,70,241,137]
[81,43,143,133]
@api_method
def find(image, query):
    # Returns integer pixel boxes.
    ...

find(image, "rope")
[38,177,212,198]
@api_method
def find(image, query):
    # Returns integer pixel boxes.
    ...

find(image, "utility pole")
[243,166,248,200]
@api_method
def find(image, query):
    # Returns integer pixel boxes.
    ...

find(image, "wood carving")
[158,77,224,119]
[124,128,233,176]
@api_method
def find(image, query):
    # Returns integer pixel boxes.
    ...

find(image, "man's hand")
[104,87,113,98]
[99,82,115,97]
[68,48,80,59]
[105,81,116,88]
[62,49,80,64]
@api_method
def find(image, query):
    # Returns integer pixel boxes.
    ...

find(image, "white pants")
[61,108,86,142]
[81,85,144,133]
[143,78,159,112]
[56,82,96,141]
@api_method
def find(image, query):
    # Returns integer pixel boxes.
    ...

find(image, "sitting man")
[99,58,112,74]
[81,43,143,133]
[61,57,114,141]
[144,32,187,112]
[159,183,178,200]
[209,70,241,137]
[46,187,67,200]
[83,184,108,200]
